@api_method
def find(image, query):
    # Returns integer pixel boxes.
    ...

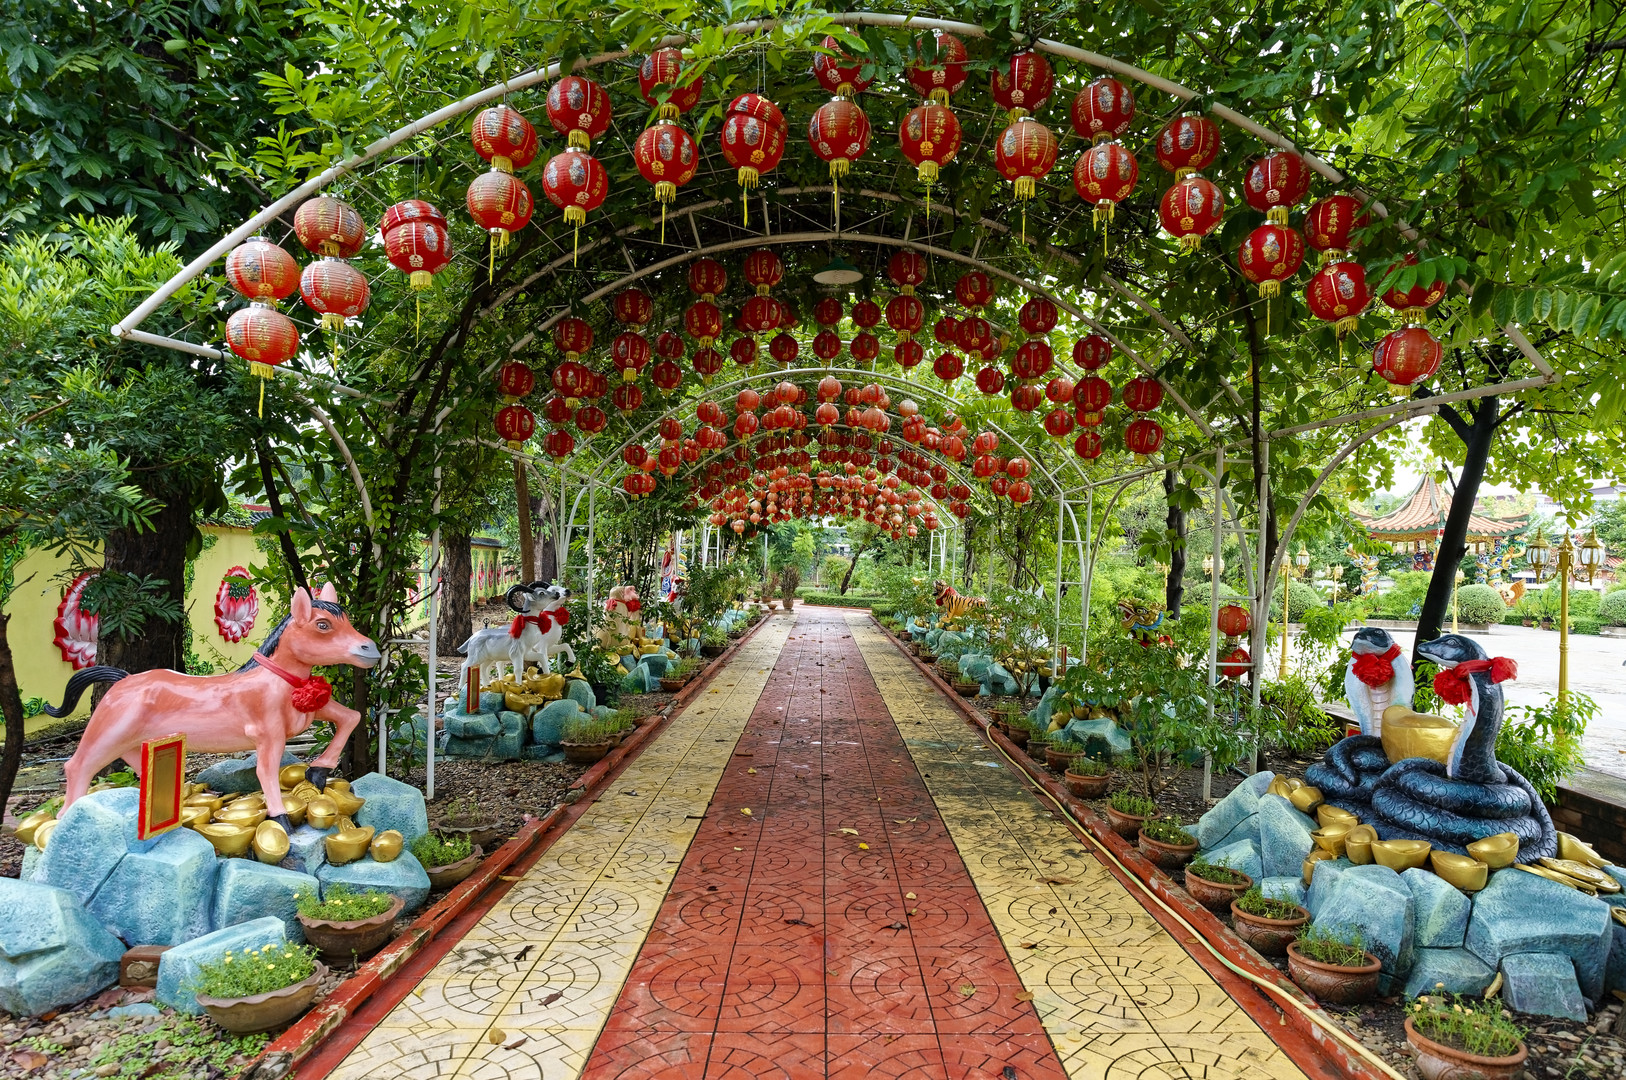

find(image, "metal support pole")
[424,460,443,800]
[1080,489,1095,665]
[1558,536,1574,708]
[1204,446,1224,803]
[584,484,598,613]
[1052,496,1066,671]
[1250,439,1269,772]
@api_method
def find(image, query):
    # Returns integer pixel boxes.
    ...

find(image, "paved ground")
[317,609,1316,1080]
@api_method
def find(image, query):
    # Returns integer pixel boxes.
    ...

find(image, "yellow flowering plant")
[190,942,319,1000]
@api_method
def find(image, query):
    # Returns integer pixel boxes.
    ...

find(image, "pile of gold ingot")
[1511,834,1622,895]
[484,667,582,712]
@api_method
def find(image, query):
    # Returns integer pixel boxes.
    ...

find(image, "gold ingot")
[184,782,210,797]
[1265,775,1292,798]
[214,806,267,829]
[1311,824,1353,857]
[33,819,59,851]
[1556,832,1612,870]
[324,818,375,866]
[1380,705,1459,765]
[1288,784,1324,815]
[253,820,290,865]
[14,809,55,847]
[1371,838,1432,872]
[1303,848,1337,886]
[1430,851,1489,892]
[278,764,308,789]
[1613,908,1626,929]
[305,795,339,831]
[184,793,224,814]
[1539,858,1621,893]
[181,806,213,829]
[290,780,320,802]
[1317,805,1358,829]
[1465,832,1519,870]
[1344,825,1379,865]
[370,829,404,863]
[326,783,365,817]
[196,822,255,858]
[1513,863,1597,894]
[227,792,267,810]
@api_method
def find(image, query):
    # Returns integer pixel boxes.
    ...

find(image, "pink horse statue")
[44,583,380,830]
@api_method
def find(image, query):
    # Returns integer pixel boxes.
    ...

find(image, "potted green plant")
[560,714,620,763]
[779,564,801,612]
[1229,887,1310,957]
[190,941,326,1033]
[577,646,623,710]
[1183,858,1254,911]
[661,655,701,693]
[439,791,503,851]
[936,655,959,680]
[700,625,729,658]
[1105,790,1155,839]
[1064,756,1111,799]
[1286,923,1381,1004]
[1137,818,1199,871]
[411,832,482,891]
[1405,991,1529,1080]
[952,673,982,698]
[1043,736,1084,772]
[294,886,403,962]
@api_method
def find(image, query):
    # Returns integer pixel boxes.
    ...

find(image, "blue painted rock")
[1401,946,1496,1000]
[214,860,320,944]
[1204,838,1262,882]
[1465,867,1614,1003]
[1310,863,1415,984]
[35,788,141,906]
[1196,771,1273,850]
[352,773,429,842]
[155,916,287,1015]
[0,879,126,1016]
[1501,952,1587,1020]
[532,699,586,747]
[281,823,335,876]
[1260,876,1307,907]
[195,750,301,794]
[316,851,430,913]
[566,679,597,711]
[443,710,502,738]
[1306,857,1355,915]
[1402,867,1471,950]
[87,826,217,946]
[1256,794,1318,881]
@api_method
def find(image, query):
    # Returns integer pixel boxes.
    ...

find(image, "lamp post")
[1278,544,1311,679]
[1328,564,1344,606]
[1527,527,1607,708]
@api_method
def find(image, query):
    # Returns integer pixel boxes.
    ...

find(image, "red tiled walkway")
[581,609,1070,1080]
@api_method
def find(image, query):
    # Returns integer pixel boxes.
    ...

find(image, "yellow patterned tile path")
[323,616,794,1080]
[846,614,1312,1080]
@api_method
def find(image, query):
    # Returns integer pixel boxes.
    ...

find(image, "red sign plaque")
[138,734,187,841]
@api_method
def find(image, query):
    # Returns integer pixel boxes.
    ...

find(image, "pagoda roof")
[1354,476,1528,542]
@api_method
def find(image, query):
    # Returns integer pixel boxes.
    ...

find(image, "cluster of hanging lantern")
[809,35,873,220]
[632,49,702,242]
[467,105,537,274]
[898,31,965,215]
[540,74,612,257]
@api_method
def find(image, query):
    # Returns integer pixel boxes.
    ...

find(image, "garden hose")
[974,717,1410,1080]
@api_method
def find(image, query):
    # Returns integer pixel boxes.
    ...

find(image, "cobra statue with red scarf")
[1306,631,1557,863]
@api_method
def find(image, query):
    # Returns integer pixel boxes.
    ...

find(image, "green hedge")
[1602,589,1626,626]
[1455,583,1507,625]
[796,591,883,610]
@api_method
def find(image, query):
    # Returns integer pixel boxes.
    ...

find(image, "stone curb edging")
[867,617,1393,1080]
[243,612,779,1080]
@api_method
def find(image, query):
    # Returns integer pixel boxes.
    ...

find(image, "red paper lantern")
[955,271,995,312]
[550,361,589,400]
[814,297,844,326]
[639,48,702,119]
[1219,645,1252,680]
[743,248,783,295]
[994,119,1058,201]
[539,392,566,428]
[888,250,927,294]
[1122,376,1164,412]
[850,331,880,363]
[1372,325,1443,390]
[656,330,686,360]
[808,98,871,181]
[975,366,1005,395]
[885,294,925,338]
[813,329,843,361]
[1018,296,1057,336]
[1155,113,1220,178]
[494,403,536,447]
[226,304,299,369]
[933,315,960,344]
[466,169,534,251]
[1011,383,1044,413]
[381,199,447,235]
[1306,260,1371,335]
[553,316,593,358]
[381,217,452,290]
[687,258,728,301]
[616,288,654,326]
[989,475,1011,498]
[899,103,961,189]
[812,34,872,98]
[1072,141,1139,225]
[770,332,799,365]
[470,104,539,171]
[1046,376,1075,404]
[1159,175,1225,253]
[611,330,651,382]
[1074,334,1112,370]
[1012,339,1053,381]
[575,404,607,434]
[1244,150,1312,224]
[733,412,759,438]
[972,431,999,455]
[684,300,723,347]
[540,149,608,230]
[1074,375,1112,419]
[651,359,684,392]
[623,444,649,468]
[932,352,964,381]
[731,337,758,368]
[300,259,369,330]
[497,361,536,400]
[1236,223,1306,299]
[894,339,924,368]
[611,382,644,413]
[543,428,575,459]
[741,295,782,334]
[545,76,612,151]
[294,197,365,258]
[990,50,1053,121]
[225,238,299,302]
[1125,417,1164,456]
[1304,194,1370,260]
[691,347,724,382]
[1379,254,1449,317]
[1074,430,1103,460]
[1043,407,1075,438]
[852,299,882,328]
[1069,76,1135,142]
[633,121,699,223]
[1217,603,1251,638]
[815,402,840,426]
[957,315,997,361]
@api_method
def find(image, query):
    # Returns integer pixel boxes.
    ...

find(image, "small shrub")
[295,886,393,922]
[1270,579,1324,621]
[1186,858,1248,885]
[1295,922,1369,966]
[1068,757,1109,776]
[1140,818,1196,846]
[561,714,619,743]
[1601,589,1626,626]
[191,942,318,999]
[409,832,473,868]
[1453,583,1506,625]
[1108,791,1155,817]
[1409,991,1526,1058]
[1234,886,1302,920]
[1048,736,1085,753]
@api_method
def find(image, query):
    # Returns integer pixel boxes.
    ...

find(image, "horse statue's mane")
[238,598,347,672]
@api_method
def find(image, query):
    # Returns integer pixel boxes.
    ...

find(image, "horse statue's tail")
[43,666,128,717]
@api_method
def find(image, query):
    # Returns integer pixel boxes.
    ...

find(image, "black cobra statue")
[1306,633,1557,863]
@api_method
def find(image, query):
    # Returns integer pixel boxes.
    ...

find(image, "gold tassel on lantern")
[250,362,273,417]
[1259,280,1281,337]
[737,167,759,226]
[1267,206,1290,225]
[564,206,586,265]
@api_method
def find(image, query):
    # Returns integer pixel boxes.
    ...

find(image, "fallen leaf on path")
[1041,876,1075,886]
[840,828,859,835]
[1014,992,1035,1002]
[740,808,752,815]
[487,1029,506,1044]
[538,991,563,1006]
[904,892,916,900]
[858,842,870,850]
[958,983,977,997]
[1020,942,1040,950]
[499,875,524,882]
[747,768,757,774]
[504,1036,529,1050]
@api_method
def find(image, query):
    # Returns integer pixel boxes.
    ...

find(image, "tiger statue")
[932,580,987,628]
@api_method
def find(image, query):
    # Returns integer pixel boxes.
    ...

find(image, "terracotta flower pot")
[1064,769,1111,799]
[701,643,727,659]
[1044,746,1082,772]
[425,846,483,891]
[1228,901,1309,957]
[1003,724,1031,749]
[1104,806,1146,840]
[1138,829,1199,871]
[660,676,687,693]
[297,895,404,963]
[1286,940,1381,1004]
[1404,1017,1529,1080]
[953,679,981,698]
[561,740,614,764]
[440,820,503,851]
[196,961,328,1034]
[1184,867,1254,912]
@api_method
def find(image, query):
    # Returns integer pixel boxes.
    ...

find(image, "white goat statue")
[457,582,573,685]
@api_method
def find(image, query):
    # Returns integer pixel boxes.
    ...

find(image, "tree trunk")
[257,441,308,597]
[99,495,193,677]
[838,545,865,594]
[1164,468,1188,617]
[960,520,977,590]
[513,459,535,582]
[1413,395,1499,662]
[437,529,472,656]
[0,609,26,818]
